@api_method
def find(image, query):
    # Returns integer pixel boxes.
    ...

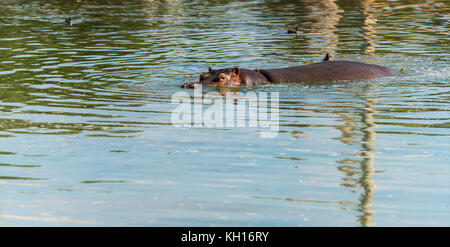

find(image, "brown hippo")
[181,59,395,89]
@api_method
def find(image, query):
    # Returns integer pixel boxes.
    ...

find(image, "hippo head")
[181,67,242,89]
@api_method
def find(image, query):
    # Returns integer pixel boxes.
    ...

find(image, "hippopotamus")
[181,57,395,89]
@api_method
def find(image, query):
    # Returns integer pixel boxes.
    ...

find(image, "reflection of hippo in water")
[181,58,395,88]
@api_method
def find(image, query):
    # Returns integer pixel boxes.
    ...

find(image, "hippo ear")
[233,66,240,75]
[208,66,213,72]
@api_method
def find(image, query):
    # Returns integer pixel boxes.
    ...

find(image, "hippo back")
[259,61,395,83]
[239,69,269,85]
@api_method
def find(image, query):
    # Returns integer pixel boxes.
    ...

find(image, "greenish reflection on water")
[0,0,449,226]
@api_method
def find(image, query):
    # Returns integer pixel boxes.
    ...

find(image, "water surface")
[0,0,449,226]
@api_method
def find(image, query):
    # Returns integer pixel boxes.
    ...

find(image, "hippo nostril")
[180,83,200,89]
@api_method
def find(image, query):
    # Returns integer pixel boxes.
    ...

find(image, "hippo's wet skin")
[181,60,395,89]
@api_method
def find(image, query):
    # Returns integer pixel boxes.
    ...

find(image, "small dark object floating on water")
[65,17,73,26]
[287,26,300,34]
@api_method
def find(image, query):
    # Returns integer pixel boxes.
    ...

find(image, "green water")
[0,0,448,226]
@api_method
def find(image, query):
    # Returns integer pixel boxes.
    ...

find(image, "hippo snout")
[180,82,200,89]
